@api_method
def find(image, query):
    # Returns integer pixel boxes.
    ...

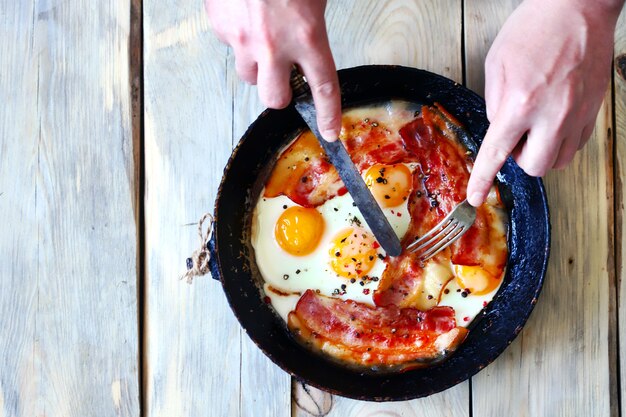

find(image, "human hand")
[466,0,623,206]
[204,0,342,140]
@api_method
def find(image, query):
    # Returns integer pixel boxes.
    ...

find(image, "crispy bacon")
[341,117,418,171]
[264,131,345,207]
[288,290,467,368]
[399,105,471,223]
[374,105,507,307]
[265,113,425,207]
[374,251,454,309]
[451,204,508,279]
[374,253,424,307]
[374,106,471,307]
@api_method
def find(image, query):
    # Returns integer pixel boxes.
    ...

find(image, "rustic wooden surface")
[0,1,140,416]
[616,6,626,417]
[468,2,615,416]
[1,0,625,416]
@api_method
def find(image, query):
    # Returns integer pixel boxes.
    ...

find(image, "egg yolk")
[364,164,412,208]
[329,228,378,278]
[275,206,324,256]
[453,265,501,296]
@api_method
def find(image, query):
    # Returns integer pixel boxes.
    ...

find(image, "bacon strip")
[264,131,345,207]
[399,105,471,227]
[342,117,419,171]
[374,106,471,307]
[288,290,468,368]
[265,112,425,207]
[375,105,507,307]
[451,204,508,279]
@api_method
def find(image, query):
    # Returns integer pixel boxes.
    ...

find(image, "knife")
[289,68,403,257]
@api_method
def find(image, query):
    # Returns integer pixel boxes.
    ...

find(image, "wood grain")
[464,0,520,95]
[615,6,626,417]
[0,0,140,416]
[465,1,615,416]
[293,1,469,415]
[230,59,293,417]
[142,1,287,416]
[326,0,463,83]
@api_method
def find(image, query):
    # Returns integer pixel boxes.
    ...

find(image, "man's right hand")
[205,0,342,141]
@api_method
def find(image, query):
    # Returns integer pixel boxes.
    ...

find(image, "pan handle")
[182,213,220,282]
[207,230,220,281]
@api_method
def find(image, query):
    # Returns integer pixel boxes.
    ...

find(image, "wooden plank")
[231,65,293,417]
[615,6,626,417]
[0,1,140,416]
[142,3,244,417]
[465,2,614,416]
[327,0,463,83]
[293,1,468,414]
[464,0,520,95]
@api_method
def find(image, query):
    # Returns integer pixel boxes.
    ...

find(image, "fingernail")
[468,192,483,207]
[321,130,339,142]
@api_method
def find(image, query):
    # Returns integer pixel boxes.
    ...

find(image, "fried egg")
[252,163,416,322]
[251,101,507,331]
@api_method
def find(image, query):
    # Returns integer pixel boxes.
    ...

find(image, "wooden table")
[2,0,625,416]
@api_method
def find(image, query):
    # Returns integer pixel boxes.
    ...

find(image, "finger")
[235,56,258,85]
[512,127,562,177]
[578,123,595,150]
[256,58,292,109]
[299,53,341,141]
[552,135,580,169]
[484,60,504,122]
[467,110,527,207]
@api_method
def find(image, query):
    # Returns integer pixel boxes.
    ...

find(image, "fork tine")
[419,224,467,260]
[405,205,460,253]
[403,199,476,261]
[408,219,459,253]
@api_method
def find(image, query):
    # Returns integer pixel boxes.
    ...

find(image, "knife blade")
[289,69,402,257]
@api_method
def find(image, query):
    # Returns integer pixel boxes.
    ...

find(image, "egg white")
[438,269,501,326]
[252,100,508,328]
[252,187,412,317]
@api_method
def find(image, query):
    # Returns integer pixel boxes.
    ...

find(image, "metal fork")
[405,200,476,260]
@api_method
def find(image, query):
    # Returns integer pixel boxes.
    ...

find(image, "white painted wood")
[293,1,469,414]
[143,3,245,417]
[466,2,614,416]
[0,0,139,416]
